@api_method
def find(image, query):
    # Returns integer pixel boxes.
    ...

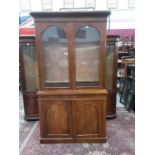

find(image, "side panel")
[106,91,116,118]
[23,92,39,120]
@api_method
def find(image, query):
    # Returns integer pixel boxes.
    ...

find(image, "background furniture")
[117,36,135,92]
[31,11,110,143]
[19,36,39,120]
[120,64,135,112]
[105,35,120,118]
[117,58,135,94]
[116,35,135,112]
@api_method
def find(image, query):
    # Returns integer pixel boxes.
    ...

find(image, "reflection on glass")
[23,44,39,91]
[105,44,114,89]
[42,26,69,87]
[75,26,100,86]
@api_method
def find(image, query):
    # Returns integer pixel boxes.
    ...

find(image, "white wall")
[95,0,107,10]
[96,0,135,29]
[52,0,63,11]
[108,10,135,29]
[19,0,135,29]
[30,0,42,11]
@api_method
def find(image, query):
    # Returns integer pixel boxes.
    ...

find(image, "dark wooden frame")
[31,11,111,143]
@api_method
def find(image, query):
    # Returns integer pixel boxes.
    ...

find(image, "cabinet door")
[105,44,115,90]
[75,26,100,87]
[42,25,69,88]
[39,100,72,138]
[21,44,39,91]
[74,100,106,138]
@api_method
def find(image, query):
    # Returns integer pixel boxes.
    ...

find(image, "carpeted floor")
[19,109,135,155]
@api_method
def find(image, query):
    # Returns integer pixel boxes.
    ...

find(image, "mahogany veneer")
[31,11,111,143]
[38,89,107,143]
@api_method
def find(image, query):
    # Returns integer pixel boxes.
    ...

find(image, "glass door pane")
[105,44,114,89]
[22,44,39,91]
[42,26,69,87]
[75,26,100,86]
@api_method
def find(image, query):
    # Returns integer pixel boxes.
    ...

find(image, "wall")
[19,0,135,29]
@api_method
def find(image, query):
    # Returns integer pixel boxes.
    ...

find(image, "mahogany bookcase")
[30,11,111,143]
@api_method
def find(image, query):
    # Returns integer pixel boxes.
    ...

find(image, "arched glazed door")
[42,26,69,87]
[75,25,100,87]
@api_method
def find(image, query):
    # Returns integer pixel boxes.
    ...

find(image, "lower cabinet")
[106,91,117,119]
[38,90,107,143]
[23,92,39,120]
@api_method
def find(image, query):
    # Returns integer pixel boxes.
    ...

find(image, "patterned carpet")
[19,109,135,155]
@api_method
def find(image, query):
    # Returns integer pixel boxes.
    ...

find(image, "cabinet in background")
[19,36,39,120]
[105,35,120,118]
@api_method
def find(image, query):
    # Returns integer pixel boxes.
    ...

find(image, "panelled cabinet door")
[40,100,73,138]
[74,100,106,138]
[42,25,69,88]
